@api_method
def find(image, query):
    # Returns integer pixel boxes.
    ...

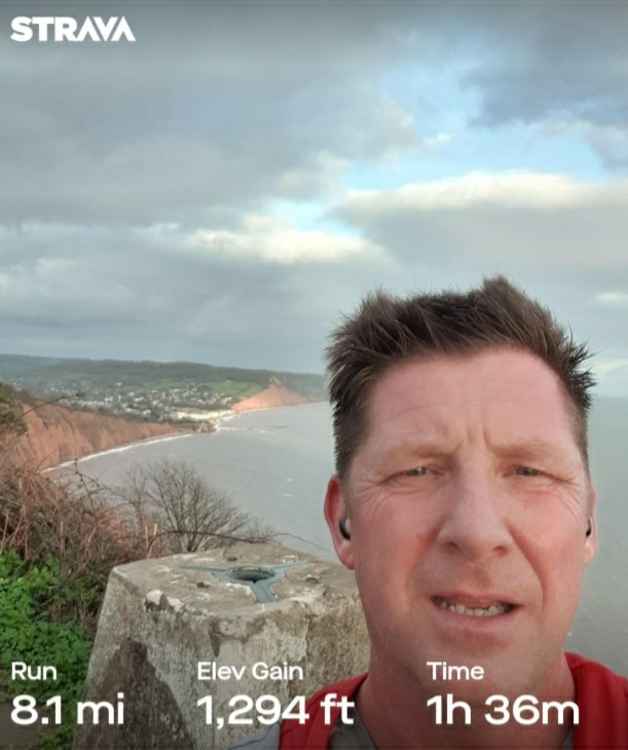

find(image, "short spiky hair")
[326,276,595,479]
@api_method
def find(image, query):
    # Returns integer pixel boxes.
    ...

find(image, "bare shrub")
[0,385,273,633]
[0,383,26,440]
[0,464,126,630]
[119,458,272,554]
[0,385,274,636]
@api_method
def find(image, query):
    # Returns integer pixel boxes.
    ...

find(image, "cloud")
[334,174,628,273]
[453,5,628,167]
[590,356,628,398]
[595,291,628,308]
[592,357,628,377]
[340,172,617,213]
[2,2,628,385]
[188,213,381,264]
[3,3,626,233]
[0,2,424,227]
[0,217,393,370]
[329,171,628,365]
[3,168,628,374]
[539,120,628,170]
[459,5,628,121]
[585,124,628,169]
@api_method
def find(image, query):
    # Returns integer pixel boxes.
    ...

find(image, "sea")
[64,398,628,676]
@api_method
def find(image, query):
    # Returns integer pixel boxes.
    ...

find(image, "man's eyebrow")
[375,437,571,463]
[375,436,453,461]
[491,439,569,460]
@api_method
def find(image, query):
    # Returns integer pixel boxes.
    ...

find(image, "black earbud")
[339,518,351,540]
[586,518,592,538]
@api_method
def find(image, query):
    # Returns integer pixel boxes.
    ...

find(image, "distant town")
[26,379,244,422]
[0,354,326,424]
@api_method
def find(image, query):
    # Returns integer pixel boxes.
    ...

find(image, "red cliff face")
[9,402,183,469]
[232,383,309,413]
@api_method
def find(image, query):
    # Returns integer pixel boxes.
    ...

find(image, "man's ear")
[584,486,598,565]
[324,474,355,570]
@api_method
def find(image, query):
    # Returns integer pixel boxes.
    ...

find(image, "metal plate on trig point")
[179,562,304,603]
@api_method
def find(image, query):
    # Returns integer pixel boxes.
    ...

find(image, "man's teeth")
[436,598,512,617]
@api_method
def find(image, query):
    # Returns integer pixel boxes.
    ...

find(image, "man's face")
[325,347,596,701]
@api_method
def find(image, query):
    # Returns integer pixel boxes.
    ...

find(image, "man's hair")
[326,275,596,479]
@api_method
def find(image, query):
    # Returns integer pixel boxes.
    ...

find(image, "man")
[234,276,628,749]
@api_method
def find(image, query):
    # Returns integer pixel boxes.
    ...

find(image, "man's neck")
[357,654,575,749]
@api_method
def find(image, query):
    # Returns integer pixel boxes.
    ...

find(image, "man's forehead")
[362,348,577,448]
[370,348,562,405]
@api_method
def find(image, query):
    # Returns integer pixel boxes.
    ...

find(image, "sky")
[2,1,628,395]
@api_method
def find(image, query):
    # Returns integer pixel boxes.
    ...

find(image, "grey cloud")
[2,200,627,381]
[3,1,628,376]
[5,1,627,231]
[584,125,628,169]
[454,4,628,166]
[0,1,426,226]
[331,179,628,358]
[0,219,392,370]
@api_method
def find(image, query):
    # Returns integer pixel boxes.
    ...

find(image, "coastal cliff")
[4,382,314,470]
[9,401,183,469]
[232,383,310,413]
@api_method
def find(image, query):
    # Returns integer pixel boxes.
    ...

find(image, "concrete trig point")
[74,542,368,750]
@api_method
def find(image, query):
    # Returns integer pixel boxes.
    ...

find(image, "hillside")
[8,400,184,469]
[232,383,309,412]
[0,353,326,422]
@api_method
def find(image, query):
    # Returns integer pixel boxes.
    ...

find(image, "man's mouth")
[432,595,516,618]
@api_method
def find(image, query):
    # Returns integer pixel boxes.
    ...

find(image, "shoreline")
[45,409,240,473]
[44,430,198,473]
[44,400,326,474]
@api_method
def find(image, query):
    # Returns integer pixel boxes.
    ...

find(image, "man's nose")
[435,469,512,562]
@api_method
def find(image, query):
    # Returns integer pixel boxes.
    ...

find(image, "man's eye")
[514,466,542,477]
[403,466,429,477]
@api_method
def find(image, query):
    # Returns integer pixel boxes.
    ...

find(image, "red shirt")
[279,652,628,749]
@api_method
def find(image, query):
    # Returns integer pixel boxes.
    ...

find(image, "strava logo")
[10,16,136,43]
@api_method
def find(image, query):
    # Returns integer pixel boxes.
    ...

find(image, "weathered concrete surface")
[74,542,369,750]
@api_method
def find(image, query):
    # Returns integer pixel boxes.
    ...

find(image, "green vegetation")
[206,379,260,399]
[0,353,325,396]
[0,553,92,749]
